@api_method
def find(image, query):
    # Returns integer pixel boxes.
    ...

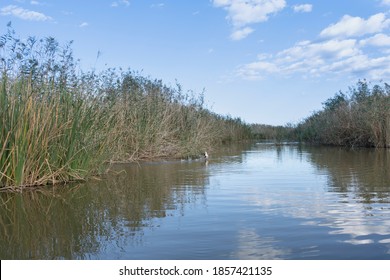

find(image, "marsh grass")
[0,26,251,189]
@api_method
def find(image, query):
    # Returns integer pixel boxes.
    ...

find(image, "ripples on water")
[1,142,390,259]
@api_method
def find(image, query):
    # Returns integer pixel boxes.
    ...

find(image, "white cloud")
[213,0,286,27]
[30,1,47,5]
[79,22,88,28]
[213,0,231,7]
[237,34,390,81]
[381,0,390,5]
[292,4,312,13]
[360,33,390,47]
[230,27,254,40]
[320,54,390,81]
[0,5,52,21]
[111,0,130,8]
[238,38,363,79]
[212,0,286,40]
[320,13,390,38]
[151,3,165,8]
[280,39,359,61]
[237,59,279,80]
[217,6,390,80]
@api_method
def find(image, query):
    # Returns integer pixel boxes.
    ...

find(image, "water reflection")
[0,160,211,259]
[245,143,390,258]
[1,142,390,259]
[231,228,290,259]
[304,146,390,251]
[306,146,390,196]
[0,187,103,259]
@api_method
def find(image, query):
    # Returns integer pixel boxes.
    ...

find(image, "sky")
[1,0,390,125]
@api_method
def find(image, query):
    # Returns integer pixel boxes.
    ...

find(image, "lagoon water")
[1,142,390,259]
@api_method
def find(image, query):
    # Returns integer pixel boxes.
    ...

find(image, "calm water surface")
[1,142,390,259]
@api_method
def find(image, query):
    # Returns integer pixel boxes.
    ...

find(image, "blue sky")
[1,0,390,125]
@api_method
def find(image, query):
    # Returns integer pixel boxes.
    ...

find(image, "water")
[1,142,390,259]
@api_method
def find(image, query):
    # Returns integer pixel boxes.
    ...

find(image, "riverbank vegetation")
[0,27,251,189]
[249,80,390,148]
[296,80,390,148]
[250,123,296,142]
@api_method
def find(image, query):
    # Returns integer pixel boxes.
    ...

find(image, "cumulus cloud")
[320,13,390,38]
[292,4,312,13]
[318,54,390,81]
[0,5,52,21]
[360,33,390,47]
[381,0,390,5]
[237,60,279,80]
[238,39,363,79]
[281,39,359,61]
[212,0,286,40]
[237,12,390,81]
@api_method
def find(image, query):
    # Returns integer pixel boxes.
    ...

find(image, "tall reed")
[0,26,252,189]
[0,73,115,188]
[296,80,390,148]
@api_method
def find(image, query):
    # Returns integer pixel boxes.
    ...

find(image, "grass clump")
[0,26,252,189]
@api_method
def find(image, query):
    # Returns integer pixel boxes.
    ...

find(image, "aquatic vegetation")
[0,26,251,189]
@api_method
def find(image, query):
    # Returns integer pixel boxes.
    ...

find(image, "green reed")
[0,75,115,188]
